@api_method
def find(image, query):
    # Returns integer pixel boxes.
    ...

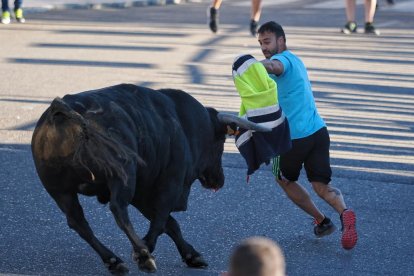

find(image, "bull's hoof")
[138,257,157,273]
[106,257,129,275]
[133,249,157,273]
[183,254,208,268]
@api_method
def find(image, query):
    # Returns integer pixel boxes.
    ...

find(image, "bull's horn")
[217,112,272,132]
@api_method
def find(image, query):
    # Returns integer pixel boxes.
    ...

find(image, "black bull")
[31,84,270,274]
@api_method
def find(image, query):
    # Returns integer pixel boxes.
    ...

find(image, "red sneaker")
[341,209,358,250]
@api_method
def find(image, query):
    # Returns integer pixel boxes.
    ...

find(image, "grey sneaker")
[341,21,357,34]
[314,217,336,237]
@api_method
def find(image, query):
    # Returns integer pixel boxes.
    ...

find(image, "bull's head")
[198,109,271,191]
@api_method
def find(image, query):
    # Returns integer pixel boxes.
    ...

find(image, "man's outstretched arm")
[261,59,284,76]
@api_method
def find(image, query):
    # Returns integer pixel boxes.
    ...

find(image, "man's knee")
[311,181,329,196]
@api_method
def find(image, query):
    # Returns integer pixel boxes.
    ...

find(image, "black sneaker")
[365,22,380,35]
[341,21,357,34]
[250,20,258,36]
[314,217,336,237]
[209,7,218,33]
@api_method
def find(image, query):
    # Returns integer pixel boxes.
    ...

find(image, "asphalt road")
[1,0,413,275]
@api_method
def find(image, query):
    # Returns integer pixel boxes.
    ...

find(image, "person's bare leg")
[209,0,222,33]
[251,0,261,22]
[212,0,222,10]
[277,179,325,223]
[311,182,347,215]
[345,0,356,22]
[364,0,377,22]
[249,0,261,36]
[312,182,358,249]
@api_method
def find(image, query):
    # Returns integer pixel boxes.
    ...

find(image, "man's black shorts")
[272,127,332,184]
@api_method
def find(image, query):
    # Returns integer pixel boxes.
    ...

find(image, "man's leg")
[274,132,336,238]
[345,0,356,22]
[1,0,11,24]
[276,178,336,238]
[363,0,380,34]
[2,0,10,12]
[249,0,261,35]
[212,0,222,9]
[14,0,22,9]
[250,0,261,22]
[209,0,222,33]
[311,182,357,249]
[341,0,357,34]
[364,0,377,23]
[277,178,325,223]
[274,137,327,223]
[311,182,346,214]
[13,0,24,23]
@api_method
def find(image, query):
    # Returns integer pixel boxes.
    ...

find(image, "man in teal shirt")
[258,21,357,250]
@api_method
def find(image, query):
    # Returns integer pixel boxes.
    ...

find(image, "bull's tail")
[48,97,144,183]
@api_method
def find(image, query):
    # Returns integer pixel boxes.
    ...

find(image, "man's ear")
[277,35,285,45]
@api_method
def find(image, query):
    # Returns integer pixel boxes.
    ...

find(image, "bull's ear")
[206,107,225,137]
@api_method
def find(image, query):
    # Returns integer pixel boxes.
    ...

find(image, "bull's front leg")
[108,175,156,273]
[139,182,207,268]
[141,212,208,269]
[139,179,183,253]
[50,191,129,275]
[165,215,208,268]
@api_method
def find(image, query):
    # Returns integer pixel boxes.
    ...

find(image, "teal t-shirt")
[269,50,325,139]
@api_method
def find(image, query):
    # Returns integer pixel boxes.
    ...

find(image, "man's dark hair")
[258,21,286,42]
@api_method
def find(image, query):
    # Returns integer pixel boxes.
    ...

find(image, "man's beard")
[264,46,278,59]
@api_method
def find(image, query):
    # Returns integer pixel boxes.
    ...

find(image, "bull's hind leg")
[165,215,208,268]
[50,191,129,275]
[108,176,156,273]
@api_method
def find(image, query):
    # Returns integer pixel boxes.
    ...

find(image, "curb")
[25,0,188,13]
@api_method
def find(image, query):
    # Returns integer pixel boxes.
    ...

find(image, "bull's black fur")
[31,84,233,274]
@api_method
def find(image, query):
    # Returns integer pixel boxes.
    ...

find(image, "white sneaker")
[1,11,11,24]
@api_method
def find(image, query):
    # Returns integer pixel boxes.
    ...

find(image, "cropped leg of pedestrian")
[1,0,11,24]
[341,0,379,35]
[364,0,380,35]
[250,0,262,36]
[208,0,222,33]
[208,0,262,36]
[1,0,25,24]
